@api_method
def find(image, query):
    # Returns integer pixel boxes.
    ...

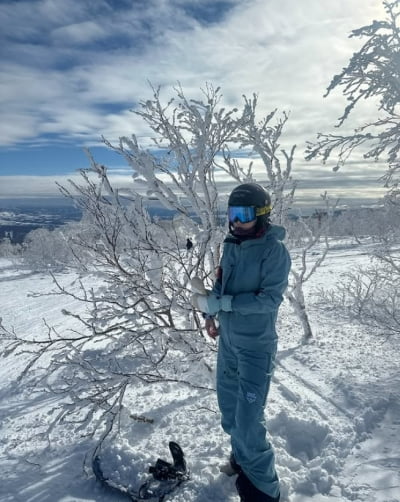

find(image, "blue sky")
[0,0,387,205]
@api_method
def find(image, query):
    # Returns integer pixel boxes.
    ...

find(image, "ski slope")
[0,241,399,502]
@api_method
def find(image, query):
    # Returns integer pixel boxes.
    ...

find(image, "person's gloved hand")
[191,293,233,315]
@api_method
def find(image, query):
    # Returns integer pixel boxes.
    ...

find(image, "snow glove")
[190,276,207,295]
[192,292,233,315]
[190,276,232,315]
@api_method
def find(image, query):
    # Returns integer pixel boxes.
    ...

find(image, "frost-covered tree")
[0,237,21,258]
[306,0,400,203]
[70,86,321,339]
[22,223,91,271]
[3,84,328,455]
[306,0,400,335]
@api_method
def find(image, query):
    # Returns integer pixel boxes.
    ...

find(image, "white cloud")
[0,172,134,198]
[51,20,107,45]
[0,155,386,207]
[0,0,390,205]
[0,0,387,147]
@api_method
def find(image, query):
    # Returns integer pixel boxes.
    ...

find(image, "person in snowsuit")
[186,238,193,251]
[192,183,291,502]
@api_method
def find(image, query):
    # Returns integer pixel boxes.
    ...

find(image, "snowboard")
[92,441,189,502]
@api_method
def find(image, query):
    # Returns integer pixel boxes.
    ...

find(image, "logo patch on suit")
[246,391,257,404]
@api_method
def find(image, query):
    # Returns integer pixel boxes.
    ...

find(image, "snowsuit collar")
[225,224,286,245]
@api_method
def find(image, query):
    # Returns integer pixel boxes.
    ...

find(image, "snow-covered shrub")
[22,228,71,271]
[21,222,92,272]
[0,237,21,258]
[306,0,400,336]
[317,260,400,336]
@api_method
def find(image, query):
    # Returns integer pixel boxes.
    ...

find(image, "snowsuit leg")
[216,334,239,434]
[216,332,280,498]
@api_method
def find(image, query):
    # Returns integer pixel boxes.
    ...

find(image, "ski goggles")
[228,205,271,223]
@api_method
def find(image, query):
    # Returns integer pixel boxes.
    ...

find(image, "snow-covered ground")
[0,242,399,502]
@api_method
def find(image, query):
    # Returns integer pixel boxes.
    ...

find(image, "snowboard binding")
[139,442,189,499]
[148,441,187,481]
[92,440,189,502]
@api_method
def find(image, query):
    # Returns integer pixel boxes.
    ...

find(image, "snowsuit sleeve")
[211,273,222,297]
[231,240,290,315]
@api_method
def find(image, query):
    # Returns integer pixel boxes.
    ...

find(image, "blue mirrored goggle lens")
[228,206,256,223]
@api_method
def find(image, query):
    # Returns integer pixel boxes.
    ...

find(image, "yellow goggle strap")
[256,205,272,216]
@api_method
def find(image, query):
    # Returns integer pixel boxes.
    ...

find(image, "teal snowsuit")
[212,224,291,498]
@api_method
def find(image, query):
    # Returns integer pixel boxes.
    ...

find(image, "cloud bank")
[0,0,388,205]
[0,0,386,148]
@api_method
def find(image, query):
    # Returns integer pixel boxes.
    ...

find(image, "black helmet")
[228,183,271,211]
[228,183,272,233]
